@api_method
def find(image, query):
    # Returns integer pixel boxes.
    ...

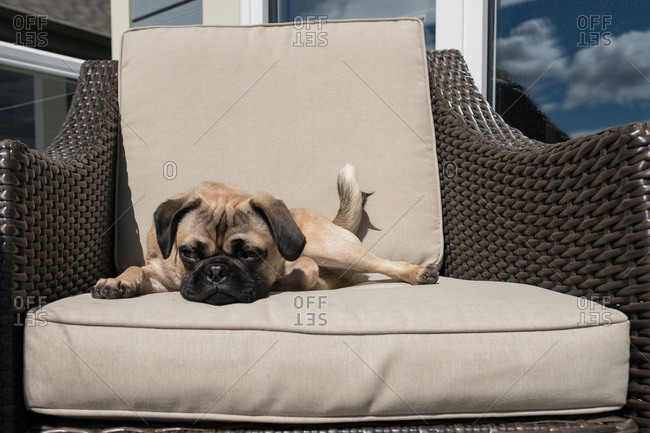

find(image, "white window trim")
[435,0,489,96]
[240,0,268,25]
[111,0,132,60]
[0,40,83,79]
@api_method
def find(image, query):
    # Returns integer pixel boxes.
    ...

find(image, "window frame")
[435,0,490,96]
[0,40,83,79]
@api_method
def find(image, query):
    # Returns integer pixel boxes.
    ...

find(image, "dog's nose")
[207,263,230,283]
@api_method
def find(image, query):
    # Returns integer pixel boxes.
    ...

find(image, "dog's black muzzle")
[180,256,269,305]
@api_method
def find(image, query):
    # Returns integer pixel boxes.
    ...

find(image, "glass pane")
[132,0,202,27]
[0,66,76,152]
[492,0,650,143]
[0,68,34,147]
[277,0,436,49]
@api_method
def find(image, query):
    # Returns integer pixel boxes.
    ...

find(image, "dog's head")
[152,183,305,305]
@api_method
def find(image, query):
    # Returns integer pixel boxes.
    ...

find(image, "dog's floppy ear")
[154,196,202,259]
[250,194,306,261]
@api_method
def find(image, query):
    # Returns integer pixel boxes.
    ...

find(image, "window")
[0,66,75,152]
[275,0,436,49]
[132,0,203,27]
[491,0,650,142]
[0,42,81,153]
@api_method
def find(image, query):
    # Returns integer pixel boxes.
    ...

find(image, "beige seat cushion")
[24,278,629,422]
[116,19,442,272]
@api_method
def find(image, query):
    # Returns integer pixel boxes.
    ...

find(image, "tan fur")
[93,166,438,300]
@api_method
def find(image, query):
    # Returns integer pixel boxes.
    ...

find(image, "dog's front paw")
[415,263,439,285]
[93,278,140,299]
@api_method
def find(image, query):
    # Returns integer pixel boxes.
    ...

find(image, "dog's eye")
[238,247,266,262]
[179,247,200,262]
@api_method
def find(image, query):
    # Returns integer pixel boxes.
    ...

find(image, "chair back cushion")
[116,19,442,271]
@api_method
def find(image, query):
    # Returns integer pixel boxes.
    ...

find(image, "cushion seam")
[34,318,629,335]
[26,404,625,419]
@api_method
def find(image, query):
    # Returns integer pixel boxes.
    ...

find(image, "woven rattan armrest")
[428,49,650,428]
[1,59,118,308]
[0,60,118,432]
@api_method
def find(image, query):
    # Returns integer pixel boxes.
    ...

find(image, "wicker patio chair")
[1,49,648,433]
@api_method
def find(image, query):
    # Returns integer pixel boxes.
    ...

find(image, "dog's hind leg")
[302,222,438,285]
[323,245,439,286]
[294,208,439,287]
[277,256,368,291]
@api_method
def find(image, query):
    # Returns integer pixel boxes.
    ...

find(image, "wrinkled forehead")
[176,197,270,249]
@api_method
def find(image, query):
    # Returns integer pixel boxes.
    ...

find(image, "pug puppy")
[93,165,439,305]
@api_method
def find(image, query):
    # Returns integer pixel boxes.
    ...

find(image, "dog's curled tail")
[332,164,371,234]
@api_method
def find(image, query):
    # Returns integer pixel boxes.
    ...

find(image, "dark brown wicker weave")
[1,50,648,433]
